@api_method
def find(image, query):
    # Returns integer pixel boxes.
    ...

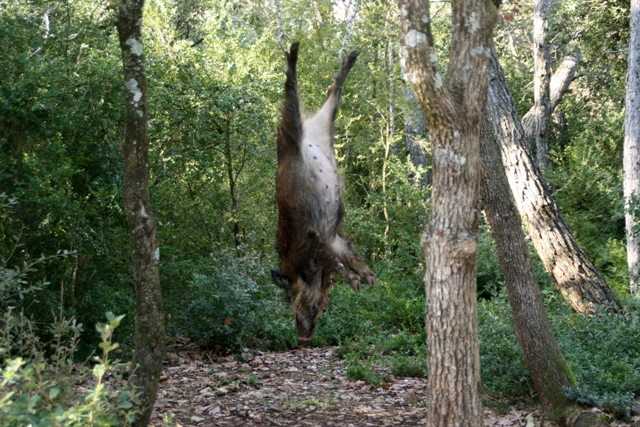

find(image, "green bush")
[0,251,139,426]
[345,355,383,387]
[552,301,640,417]
[172,249,297,352]
[390,354,427,378]
[478,292,533,405]
[0,312,138,426]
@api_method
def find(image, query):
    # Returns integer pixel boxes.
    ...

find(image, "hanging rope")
[274,0,290,55]
[338,0,358,64]
[275,0,357,61]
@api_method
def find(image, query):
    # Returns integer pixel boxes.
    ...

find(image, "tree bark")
[479,118,577,423]
[625,0,640,296]
[485,45,620,314]
[398,0,496,425]
[522,53,581,132]
[524,0,553,167]
[115,2,166,425]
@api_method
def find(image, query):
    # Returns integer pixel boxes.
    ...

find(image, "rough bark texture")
[479,118,576,423]
[485,45,620,313]
[548,54,580,112]
[625,0,640,295]
[398,0,496,425]
[524,0,553,167]
[115,1,166,425]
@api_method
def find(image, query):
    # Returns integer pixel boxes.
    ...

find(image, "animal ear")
[271,270,291,289]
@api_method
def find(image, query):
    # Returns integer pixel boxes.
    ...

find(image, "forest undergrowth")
[2,0,639,424]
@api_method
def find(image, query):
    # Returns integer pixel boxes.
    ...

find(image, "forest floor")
[139,337,624,427]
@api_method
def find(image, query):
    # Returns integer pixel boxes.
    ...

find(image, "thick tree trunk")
[625,0,640,296]
[398,0,496,425]
[485,45,620,313]
[115,1,166,425]
[524,0,553,167]
[479,118,577,423]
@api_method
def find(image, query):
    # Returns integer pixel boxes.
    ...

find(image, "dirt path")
[146,338,618,427]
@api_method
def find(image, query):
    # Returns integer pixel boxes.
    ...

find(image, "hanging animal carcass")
[271,42,376,344]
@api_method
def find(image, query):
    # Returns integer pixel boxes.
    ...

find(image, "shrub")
[0,312,138,426]
[552,301,640,417]
[173,249,296,353]
[0,253,139,426]
[478,292,533,405]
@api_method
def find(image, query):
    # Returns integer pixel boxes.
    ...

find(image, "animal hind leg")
[277,42,303,155]
[325,50,360,121]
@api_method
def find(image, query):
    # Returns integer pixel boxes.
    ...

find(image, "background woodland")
[2,0,639,424]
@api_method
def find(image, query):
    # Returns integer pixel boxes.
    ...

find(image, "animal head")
[271,269,329,344]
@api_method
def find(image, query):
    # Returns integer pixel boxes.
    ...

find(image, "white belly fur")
[301,135,341,219]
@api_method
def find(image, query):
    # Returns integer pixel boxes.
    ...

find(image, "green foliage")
[478,293,533,405]
[389,354,427,378]
[1,0,638,421]
[345,356,383,387]
[0,310,138,426]
[552,302,640,417]
[171,250,296,352]
[477,222,504,299]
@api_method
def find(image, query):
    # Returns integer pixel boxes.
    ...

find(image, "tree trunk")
[115,2,166,425]
[523,53,581,133]
[524,0,553,167]
[479,117,577,423]
[223,114,242,254]
[548,54,580,113]
[398,0,496,425]
[625,0,640,296]
[485,45,620,313]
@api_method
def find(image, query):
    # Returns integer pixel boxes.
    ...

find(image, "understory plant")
[0,254,139,426]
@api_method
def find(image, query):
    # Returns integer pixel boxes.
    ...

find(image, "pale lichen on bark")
[125,37,143,55]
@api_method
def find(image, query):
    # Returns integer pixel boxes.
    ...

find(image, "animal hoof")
[288,42,300,60]
[363,269,376,287]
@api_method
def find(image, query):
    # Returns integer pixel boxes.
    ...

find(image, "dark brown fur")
[272,42,376,344]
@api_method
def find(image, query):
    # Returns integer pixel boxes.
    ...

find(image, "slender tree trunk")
[403,86,430,187]
[485,45,620,313]
[383,36,396,254]
[115,2,166,425]
[525,0,553,166]
[625,0,640,296]
[223,115,242,253]
[398,0,496,425]
[479,118,577,423]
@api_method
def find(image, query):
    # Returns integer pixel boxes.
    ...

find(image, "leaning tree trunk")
[624,0,640,296]
[485,45,620,314]
[479,119,579,424]
[398,0,496,425]
[115,1,166,425]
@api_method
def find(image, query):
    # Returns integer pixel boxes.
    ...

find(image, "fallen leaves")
[132,337,633,427]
